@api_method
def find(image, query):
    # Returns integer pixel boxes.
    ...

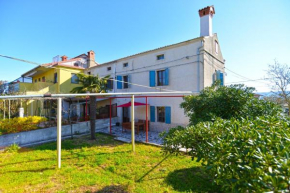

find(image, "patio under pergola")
[101,95,185,143]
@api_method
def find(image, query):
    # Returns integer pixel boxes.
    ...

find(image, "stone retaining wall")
[0,118,118,148]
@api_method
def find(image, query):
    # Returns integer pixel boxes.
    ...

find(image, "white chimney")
[199,6,215,37]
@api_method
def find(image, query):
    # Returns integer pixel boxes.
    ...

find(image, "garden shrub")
[161,116,290,192]
[181,83,282,125]
[0,116,47,134]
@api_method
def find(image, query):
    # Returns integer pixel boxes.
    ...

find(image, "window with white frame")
[149,68,169,87]
[157,107,165,122]
[106,78,114,90]
[107,67,111,71]
[157,70,166,86]
[123,75,129,89]
[116,75,130,89]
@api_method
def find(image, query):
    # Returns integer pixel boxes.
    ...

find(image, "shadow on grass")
[32,133,123,151]
[3,167,54,174]
[0,158,55,167]
[136,154,171,182]
[94,185,128,193]
[165,167,221,193]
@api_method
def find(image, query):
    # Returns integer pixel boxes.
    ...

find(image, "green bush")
[161,117,290,192]
[181,83,282,125]
[0,116,47,134]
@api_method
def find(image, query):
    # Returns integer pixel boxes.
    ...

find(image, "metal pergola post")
[109,98,112,134]
[3,100,5,119]
[131,95,135,152]
[146,96,148,143]
[8,99,10,119]
[57,98,62,169]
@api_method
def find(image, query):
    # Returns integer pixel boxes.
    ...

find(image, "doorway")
[122,107,130,122]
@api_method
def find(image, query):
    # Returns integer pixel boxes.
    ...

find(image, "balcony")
[7,82,55,94]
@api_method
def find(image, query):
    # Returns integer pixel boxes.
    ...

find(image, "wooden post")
[131,95,135,152]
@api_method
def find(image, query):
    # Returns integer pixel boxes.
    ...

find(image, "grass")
[0,133,220,193]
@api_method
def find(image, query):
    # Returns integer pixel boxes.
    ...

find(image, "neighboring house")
[10,51,96,118]
[85,5,225,131]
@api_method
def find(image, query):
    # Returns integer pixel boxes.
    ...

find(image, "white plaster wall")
[85,38,224,131]
[61,58,88,68]
[203,34,225,88]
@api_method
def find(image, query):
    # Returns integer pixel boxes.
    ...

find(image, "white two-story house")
[86,6,225,131]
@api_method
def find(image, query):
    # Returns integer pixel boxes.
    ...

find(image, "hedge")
[161,116,290,192]
[0,116,47,134]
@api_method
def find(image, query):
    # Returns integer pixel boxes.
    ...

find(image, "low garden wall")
[0,117,118,148]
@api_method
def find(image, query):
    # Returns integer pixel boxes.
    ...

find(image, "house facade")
[2,6,225,132]
[4,51,97,119]
[85,5,225,131]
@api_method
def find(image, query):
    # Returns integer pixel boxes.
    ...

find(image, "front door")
[123,107,130,122]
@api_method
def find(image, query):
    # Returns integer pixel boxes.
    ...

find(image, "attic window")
[157,54,165,60]
[123,63,128,67]
[215,41,219,54]
[74,62,79,67]
[107,67,111,71]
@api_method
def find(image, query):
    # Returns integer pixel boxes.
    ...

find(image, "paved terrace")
[96,126,163,145]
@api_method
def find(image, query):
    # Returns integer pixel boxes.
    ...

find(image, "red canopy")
[117,101,148,108]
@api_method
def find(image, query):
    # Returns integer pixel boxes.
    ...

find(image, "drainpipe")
[197,40,204,92]
[113,63,116,93]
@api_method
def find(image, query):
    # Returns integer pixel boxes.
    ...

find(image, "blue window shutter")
[149,71,155,87]
[165,106,171,124]
[117,76,122,89]
[150,106,155,122]
[220,72,224,86]
[216,70,220,81]
[164,68,169,85]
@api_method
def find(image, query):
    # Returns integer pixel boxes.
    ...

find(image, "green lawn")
[0,133,219,193]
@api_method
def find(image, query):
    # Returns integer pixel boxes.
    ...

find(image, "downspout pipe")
[197,40,204,92]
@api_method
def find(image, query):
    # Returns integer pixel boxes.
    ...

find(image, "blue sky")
[0,0,289,92]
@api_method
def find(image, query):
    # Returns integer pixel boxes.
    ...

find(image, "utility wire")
[1,51,269,92]
[0,54,182,92]
[225,78,270,84]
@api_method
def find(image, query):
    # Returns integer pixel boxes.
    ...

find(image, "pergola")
[0,91,197,168]
[102,95,188,143]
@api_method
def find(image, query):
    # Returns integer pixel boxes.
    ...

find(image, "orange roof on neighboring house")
[22,56,86,77]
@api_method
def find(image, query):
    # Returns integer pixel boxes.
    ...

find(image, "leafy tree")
[0,80,7,94]
[181,83,282,125]
[267,60,290,114]
[71,73,109,140]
